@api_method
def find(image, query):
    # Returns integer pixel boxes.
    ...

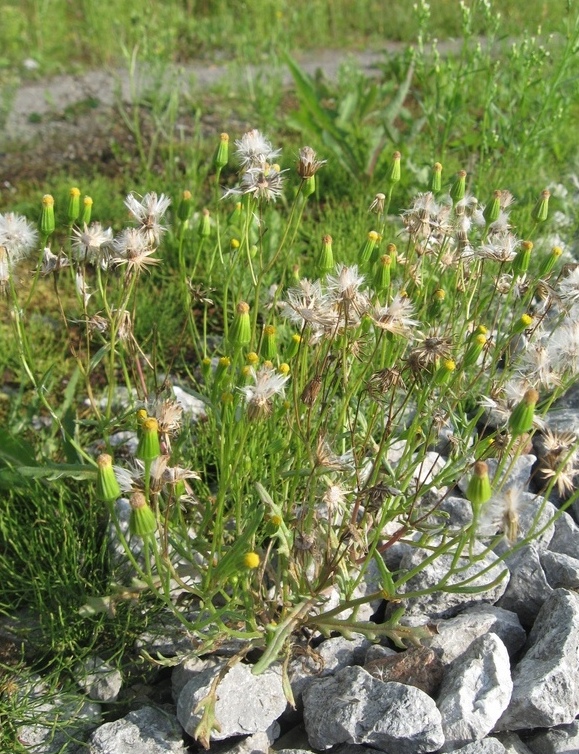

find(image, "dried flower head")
[234,129,281,169]
[240,365,289,420]
[0,212,38,260]
[72,222,113,265]
[125,192,171,245]
[297,146,326,178]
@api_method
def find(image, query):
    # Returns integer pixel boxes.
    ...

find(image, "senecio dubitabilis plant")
[4,132,579,731]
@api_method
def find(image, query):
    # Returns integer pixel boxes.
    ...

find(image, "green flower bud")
[228,202,243,228]
[483,189,501,225]
[513,240,533,277]
[466,461,492,507]
[229,301,252,348]
[198,208,211,238]
[317,234,334,275]
[433,357,456,385]
[387,243,397,274]
[373,254,391,293]
[430,162,442,193]
[40,194,55,237]
[261,324,277,361]
[388,151,401,184]
[214,356,230,384]
[508,388,538,436]
[450,170,467,205]
[538,245,562,278]
[96,453,121,502]
[463,332,487,368]
[81,196,93,226]
[136,417,161,462]
[532,189,550,223]
[68,187,80,224]
[215,132,229,170]
[359,230,379,267]
[286,333,301,359]
[178,190,193,223]
[129,491,157,537]
[512,313,533,335]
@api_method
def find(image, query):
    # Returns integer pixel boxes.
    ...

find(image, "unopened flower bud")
[317,234,334,275]
[229,301,252,347]
[198,208,211,238]
[96,454,121,502]
[178,190,193,223]
[532,189,550,223]
[81,196,93,226]
[40,194,55,237]
[538,245,562,277]
[387,243,397,273]
[261,324,277,361]
[359,230,379,267]
[373,254,391,292]
[286,333,301,359]
[215,132,229,170]
[466,461,492,507]
[483,190,501,225]
[136,417,161,461]
[450,170,467,205]
[463,332,487,368]
[430,162,442,193]
[388,151,401,184]
[68,187,81,224]
[228,202,243,227]
[508,388,538,436]
[513,240,533,277]
[129,491,157,537]
[512,313,533,335]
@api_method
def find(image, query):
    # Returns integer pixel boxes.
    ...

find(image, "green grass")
[0,0,573,76]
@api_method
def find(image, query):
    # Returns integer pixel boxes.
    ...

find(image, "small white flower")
[0,212,38,260]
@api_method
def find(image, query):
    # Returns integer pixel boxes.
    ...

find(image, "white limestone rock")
[87,706,186,753]
[436,633,513,751]
[497,589,579,730]
[176,661,286,740]
[302,665,444,753]
[75,655,122,703]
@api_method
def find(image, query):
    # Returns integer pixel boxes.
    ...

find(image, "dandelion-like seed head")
[240,365,289,420]
[124,192,171,245]
[0,212,38,260]
[234,129,281,170]
[297,146,326,178]
[72,222,114,265]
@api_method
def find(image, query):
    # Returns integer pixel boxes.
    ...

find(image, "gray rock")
[495,732,535,754]
[540,549,579,588]
[548,510,579,557]
[427,605,526,665]
[75,655,122,703]
[393,540,509,621]
[171,655,219,701]
[492,495,556,555]
[87,706,186,753]
[452,740,507,753]
[177,662,287,740]
[219,726,279,754]
[135,610,198,657]
[364,643,397,662]
[437,633,513,751]
[302,665,444,752]
[524,720,579,753]
[497,589,579,730]
[436,496,474,529]
[496,544,553,628]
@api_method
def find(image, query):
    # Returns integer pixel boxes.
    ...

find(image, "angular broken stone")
[436,632,512,751]
[451,739,507,753]
[497,589,579,730]
[176,661,287,740]
[75,655,122,703]
[87,706,186,753]
[524,719,579,754]
[302,665,444,752]
[540,549,579,589]
[496,544,553,628]
[427,605,526,665]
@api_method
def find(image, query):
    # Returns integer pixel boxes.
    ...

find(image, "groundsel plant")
[3,131,579,719]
